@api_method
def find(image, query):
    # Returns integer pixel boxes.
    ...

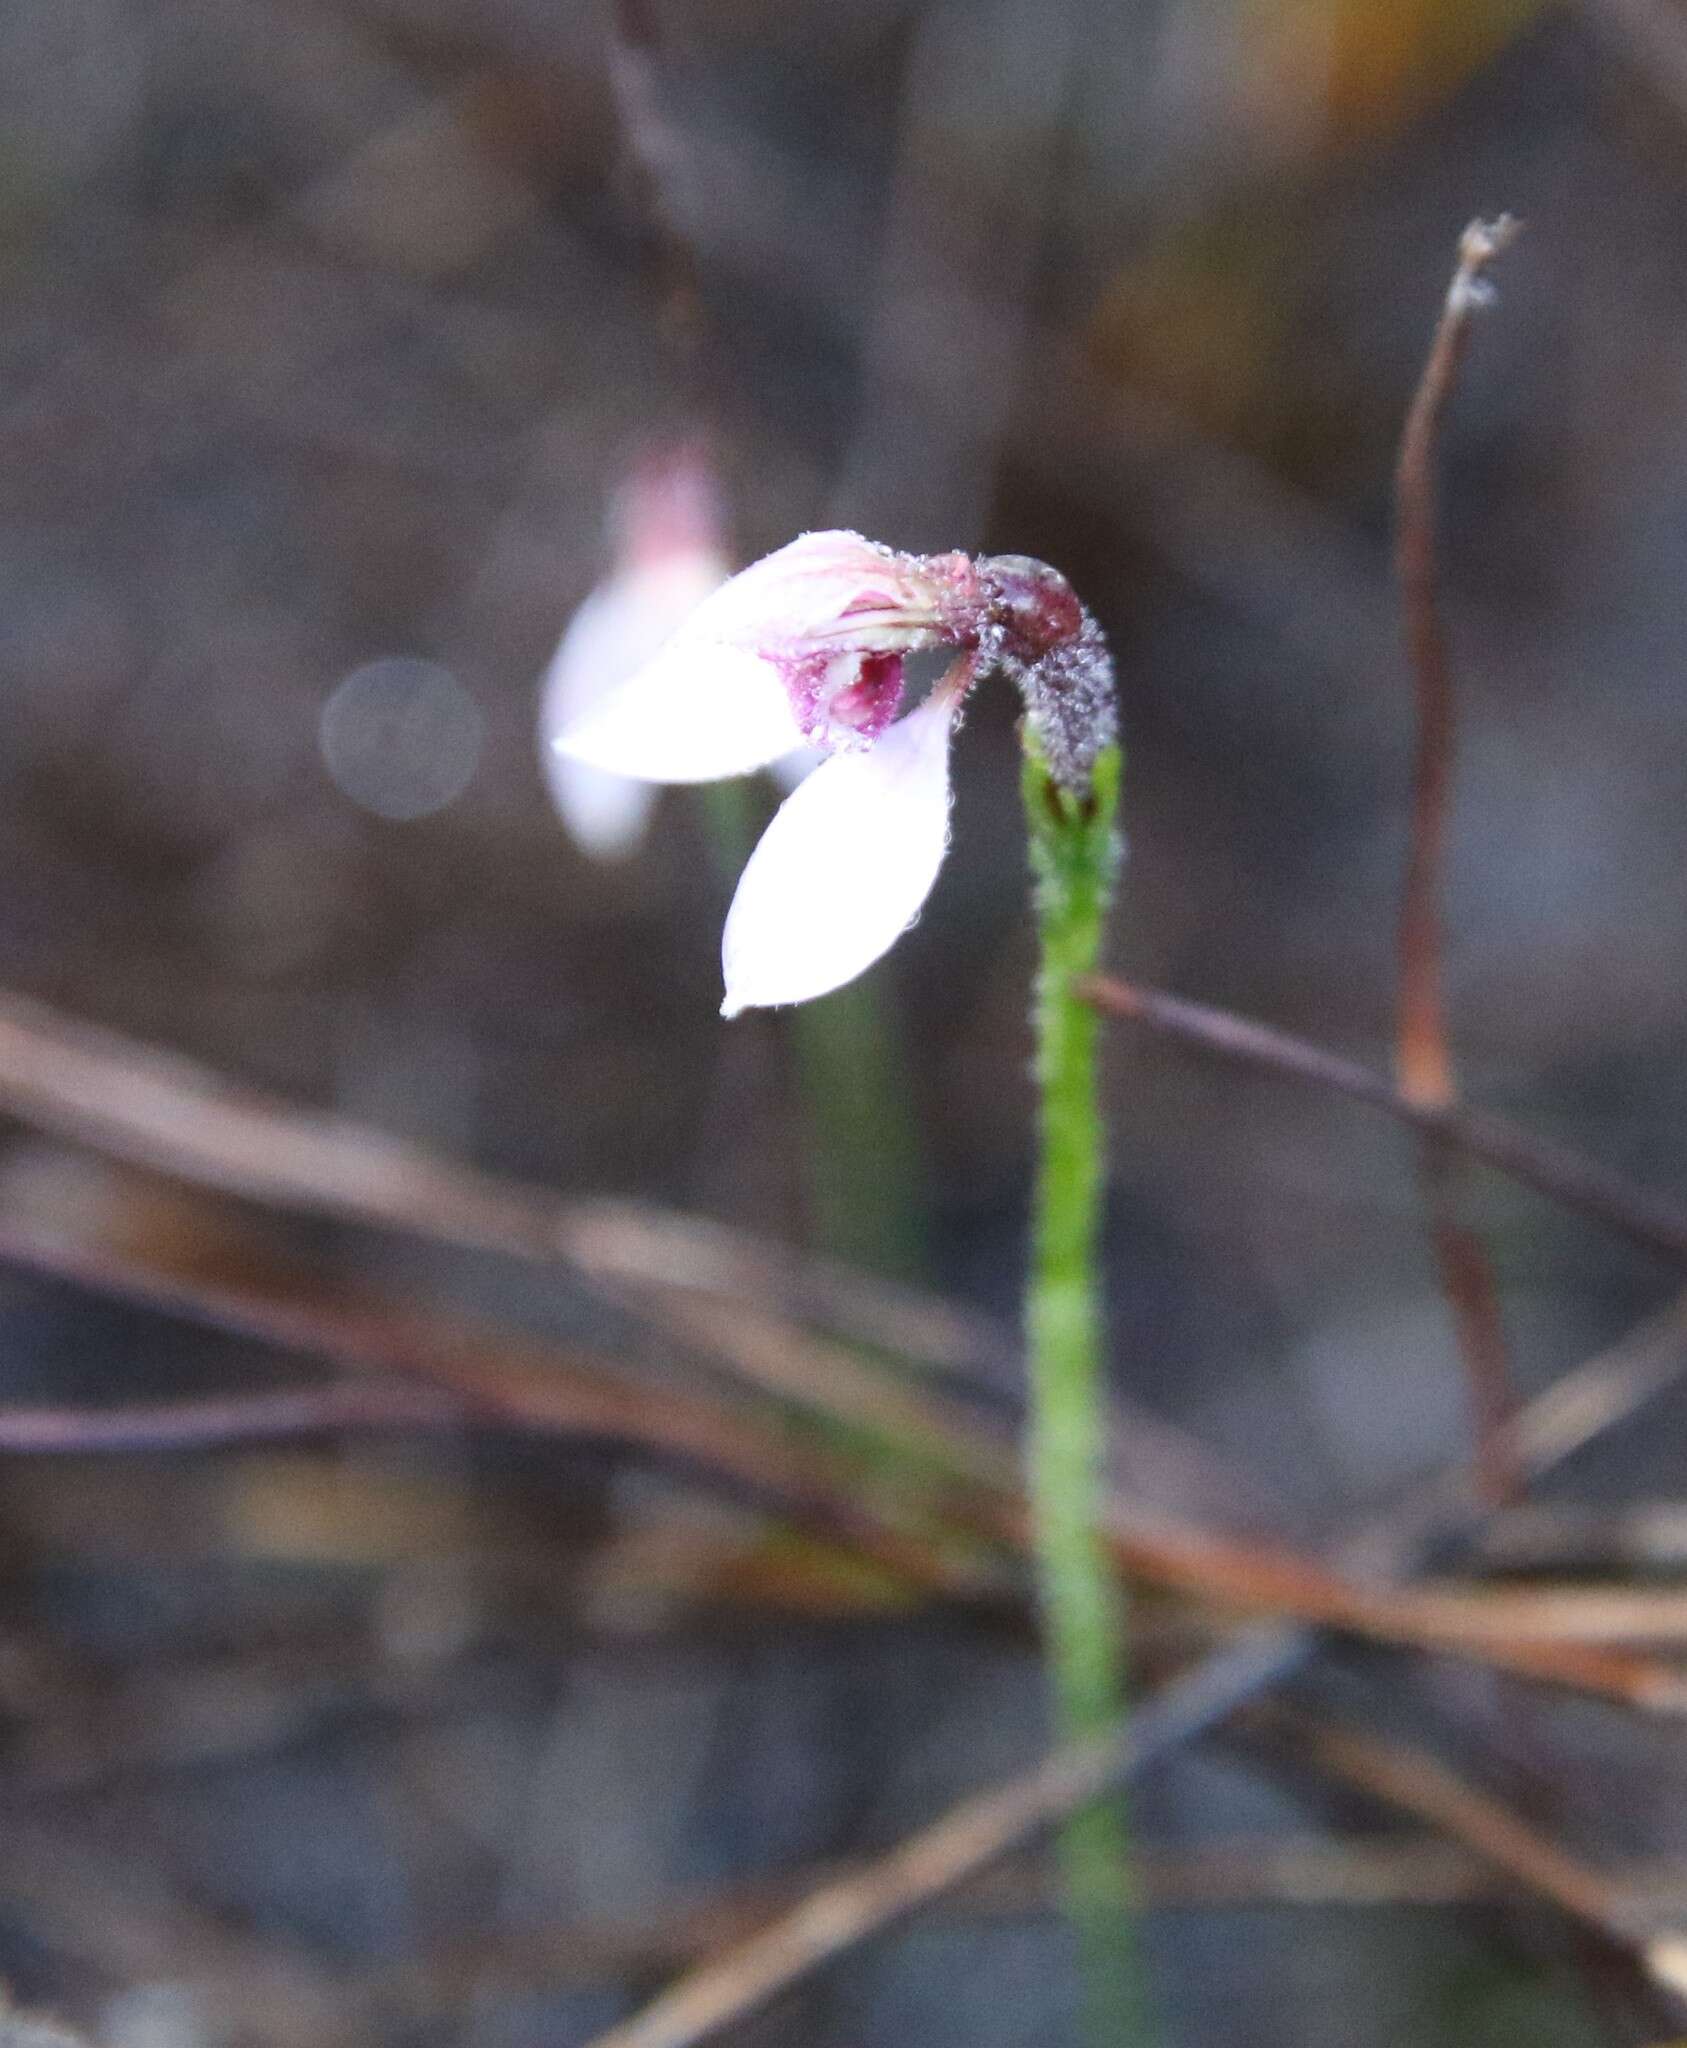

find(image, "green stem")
[791,979,925,1279]
[1022,737,1149,2040]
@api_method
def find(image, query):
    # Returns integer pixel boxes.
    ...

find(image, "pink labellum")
[781,648,907,750]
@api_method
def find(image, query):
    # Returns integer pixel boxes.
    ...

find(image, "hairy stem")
[1022,738,1147,2038]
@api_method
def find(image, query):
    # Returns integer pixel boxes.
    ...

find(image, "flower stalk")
[792,979,925,1278]
[1023,734,1148,2039]
[1024,736,1126,1735]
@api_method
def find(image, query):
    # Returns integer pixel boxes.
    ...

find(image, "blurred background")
[2,0,1687,2042]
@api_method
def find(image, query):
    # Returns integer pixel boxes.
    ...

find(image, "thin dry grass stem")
[1425,1165,1517,1506]
[1274,1708,1687,2012]
[3,1210,1681,1706]
[79,1833,1687,2043]
[1394,215,1523,1504]
[1394,216,1520,1112]
[0,1379,460,1453]
[578,1640,1684,2048]
[373,1835,1669,2017]
[1076,976,1687,1266]
[0,993,562,1253]
[0,1219,1002,1606]
[564,1198,1021,1380]
[590,1208,1287,1535]
[1476,1503,1687,1575]
[586,1291,1687,2045]
[1399,1584,1687,1646]
[0,987,1101,1418]
[577,1684,1191,2048]
[1083,1510,1686,1711]
[13,974,1680,1589]
[1360,1287,1687,1570]
[608,1282,1023,1491]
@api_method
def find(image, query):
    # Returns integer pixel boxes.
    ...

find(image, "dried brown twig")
[1076,975,1687,1266]
[678,1275,1687,1695]
[464,1823,1687,2020]
[8,987,1669,1696]
[0,1217,1006,1606]
[578,1649,1274,2048]
[0,988,1046,1396]
[1394,215,1523,1501]
[3,1210,1676,1708]
[1390,1583,1687,1648]
[1476,1503,1687,1575]
[10,973,1687,1572]
[575,1286,1687,2048]
[0,1378,459,1454]
[4,983,1687,2028]
[1394,216,1520,1110]
[1423,1164,1517,1504]
[1272,1709,1687,2015]
[0,1076,1679,2045]
[581,1600,1687,2048]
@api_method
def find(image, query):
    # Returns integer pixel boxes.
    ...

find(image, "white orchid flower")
[549,530,1112,1016]
[538,445,735,858]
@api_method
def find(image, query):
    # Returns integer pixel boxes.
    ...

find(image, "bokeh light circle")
[319,658,484,821]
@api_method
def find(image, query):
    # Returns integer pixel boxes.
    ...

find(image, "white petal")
[721,694,955,1016]
[539,563,724,854]
[693,531,891,638]
[541,751,658,859]
[543,557,726,723]
[692,530,959,651]
[549,631,805,784]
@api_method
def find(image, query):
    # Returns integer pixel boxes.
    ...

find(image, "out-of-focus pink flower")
[549,530,1109,1015]
[538,444,734,857]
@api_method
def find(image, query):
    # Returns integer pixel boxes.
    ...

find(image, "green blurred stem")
[699,776,925,1280]
[695,777,760,873]
[791,980,924,1278]
[1022,738,1147,2039]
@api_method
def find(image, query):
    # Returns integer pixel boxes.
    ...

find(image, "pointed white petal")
[543,558,727,725]
[540,750,658,859]
[721,695,956,1016]
[549,631,805,783]
[539,565,723,853]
